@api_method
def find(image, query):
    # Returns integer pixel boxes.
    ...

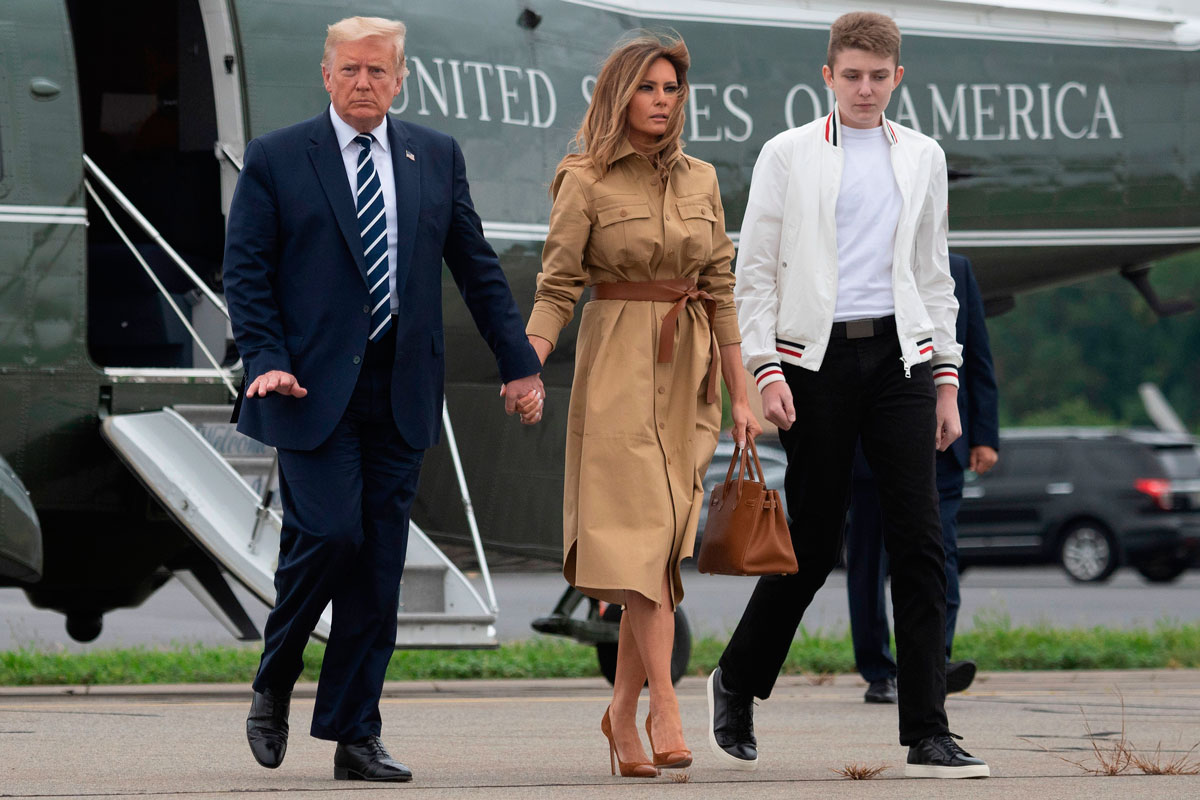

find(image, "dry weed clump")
[667,770,691,783]
[831,763,890,780]
[1023,688,1200,777]
[1130,742,1200,776]
[805,671,835,686]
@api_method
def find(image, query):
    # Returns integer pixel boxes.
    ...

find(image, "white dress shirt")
[329,106,399,313]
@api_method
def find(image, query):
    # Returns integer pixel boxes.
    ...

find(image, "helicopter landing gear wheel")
[595,603,692,686]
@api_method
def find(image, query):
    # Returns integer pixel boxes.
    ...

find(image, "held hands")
[500,373,546,425]
[246,370,307,399]
[935,384,962,452]
[760,382,796,431]
[498,334,554,425]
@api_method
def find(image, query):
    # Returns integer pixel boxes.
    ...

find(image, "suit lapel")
[308,113,368,283]
[388,118,419,299]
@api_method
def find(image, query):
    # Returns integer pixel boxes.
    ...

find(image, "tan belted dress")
[526,141,739,608]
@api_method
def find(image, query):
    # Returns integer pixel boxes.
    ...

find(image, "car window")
[1154,446,1200,479]
[1083,441,1160,478]
[993,442,1064,479]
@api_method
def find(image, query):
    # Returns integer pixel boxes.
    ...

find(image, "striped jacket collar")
[824,104,900,147]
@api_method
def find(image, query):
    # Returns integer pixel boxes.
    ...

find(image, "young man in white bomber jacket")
[705,12,990,779]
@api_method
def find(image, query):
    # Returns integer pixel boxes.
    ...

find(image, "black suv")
[957,428,1200,583]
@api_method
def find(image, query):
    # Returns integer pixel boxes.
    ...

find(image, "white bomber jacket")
[735,106,963,392]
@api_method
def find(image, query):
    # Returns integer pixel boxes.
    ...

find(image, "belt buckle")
[845,318,875,339]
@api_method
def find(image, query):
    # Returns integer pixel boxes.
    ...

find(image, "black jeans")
[718,330,949,745]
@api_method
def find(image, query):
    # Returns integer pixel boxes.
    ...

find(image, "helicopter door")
[67,0,229,370]
[0,1,87,370]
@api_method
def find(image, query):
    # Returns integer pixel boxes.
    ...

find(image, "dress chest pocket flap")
[596,203,652,227]
[676,202,717,223]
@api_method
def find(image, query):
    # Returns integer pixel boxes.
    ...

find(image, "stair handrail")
[247,451,279,554]
[217,142,244,173]
[82,177,238,399]
[441,401,499,615]
[83,154,230,320]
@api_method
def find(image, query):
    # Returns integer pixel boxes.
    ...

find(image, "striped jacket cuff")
[753,362,786,391]
[931,362,959,388]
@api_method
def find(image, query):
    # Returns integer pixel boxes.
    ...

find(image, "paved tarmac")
[3,669,1198,799]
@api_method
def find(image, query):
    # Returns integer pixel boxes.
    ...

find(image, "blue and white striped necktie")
[354,134,392,342]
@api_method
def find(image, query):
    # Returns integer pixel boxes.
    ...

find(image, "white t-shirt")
[329,106,399,313]
[832,124,901,322]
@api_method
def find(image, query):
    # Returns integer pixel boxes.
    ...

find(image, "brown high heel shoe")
[646,713,693,769]
[601,707,658,778]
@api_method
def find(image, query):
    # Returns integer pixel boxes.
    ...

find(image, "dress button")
[353,355,361,364]
[620,209,628,217]
[658,422,666,430]
[657,387,665,394]
[667,250,674,258]
[665,214,671,221]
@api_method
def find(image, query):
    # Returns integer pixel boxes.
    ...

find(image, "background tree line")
[986,249,1200,432]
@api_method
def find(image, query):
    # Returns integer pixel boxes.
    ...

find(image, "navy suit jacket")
[941,254,1000,471]
[223,110,540,451]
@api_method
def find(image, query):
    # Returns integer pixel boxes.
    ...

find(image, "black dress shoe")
[864,676,898,704]
[334,736,413,782]
[706,667,758,770]
[246,688,291,769]
[905,733,990,778]
[946,660,977,694]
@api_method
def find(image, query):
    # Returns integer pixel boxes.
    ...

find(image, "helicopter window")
[68,0,230,369]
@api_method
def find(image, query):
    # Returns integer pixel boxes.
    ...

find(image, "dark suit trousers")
[846,454,967,681]
[252,330,424,743]
[845,456,896,683]
[718,332,949,745]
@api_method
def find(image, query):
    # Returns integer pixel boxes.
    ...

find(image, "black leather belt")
[830,315,895,339]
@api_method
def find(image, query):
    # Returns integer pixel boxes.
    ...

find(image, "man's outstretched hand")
[247,370,307,399]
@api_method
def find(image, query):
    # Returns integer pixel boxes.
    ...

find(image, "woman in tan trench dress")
[525,35,760,777]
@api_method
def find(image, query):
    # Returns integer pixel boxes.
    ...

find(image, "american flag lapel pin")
[406,150,415,161]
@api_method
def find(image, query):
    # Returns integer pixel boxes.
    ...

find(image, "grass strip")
[3,620,1199,686]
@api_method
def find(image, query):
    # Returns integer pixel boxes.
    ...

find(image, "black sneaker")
[905,733,990,778]
[706,667,758,770]
[864,676,898,704]
[946,660,977,694]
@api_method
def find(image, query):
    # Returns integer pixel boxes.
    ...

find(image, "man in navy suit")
[844,253,999,704]
[223,16,543,782]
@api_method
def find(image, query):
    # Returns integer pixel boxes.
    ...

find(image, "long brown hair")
[559,32,690,183]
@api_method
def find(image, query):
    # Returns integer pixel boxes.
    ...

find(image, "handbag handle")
[746,437,766,483]
[719,438,765,506]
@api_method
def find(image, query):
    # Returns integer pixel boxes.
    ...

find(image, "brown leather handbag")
[697,438,797,576]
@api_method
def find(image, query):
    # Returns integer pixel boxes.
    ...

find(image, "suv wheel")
[1136,557,1189,584]
[1059,522,1118,583]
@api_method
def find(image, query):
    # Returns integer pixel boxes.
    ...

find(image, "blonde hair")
[322,16,409,80]
[559,32,690,184]
[827,12,901,69]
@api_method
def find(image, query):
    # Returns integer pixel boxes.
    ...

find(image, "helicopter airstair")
[87,154,500,649]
